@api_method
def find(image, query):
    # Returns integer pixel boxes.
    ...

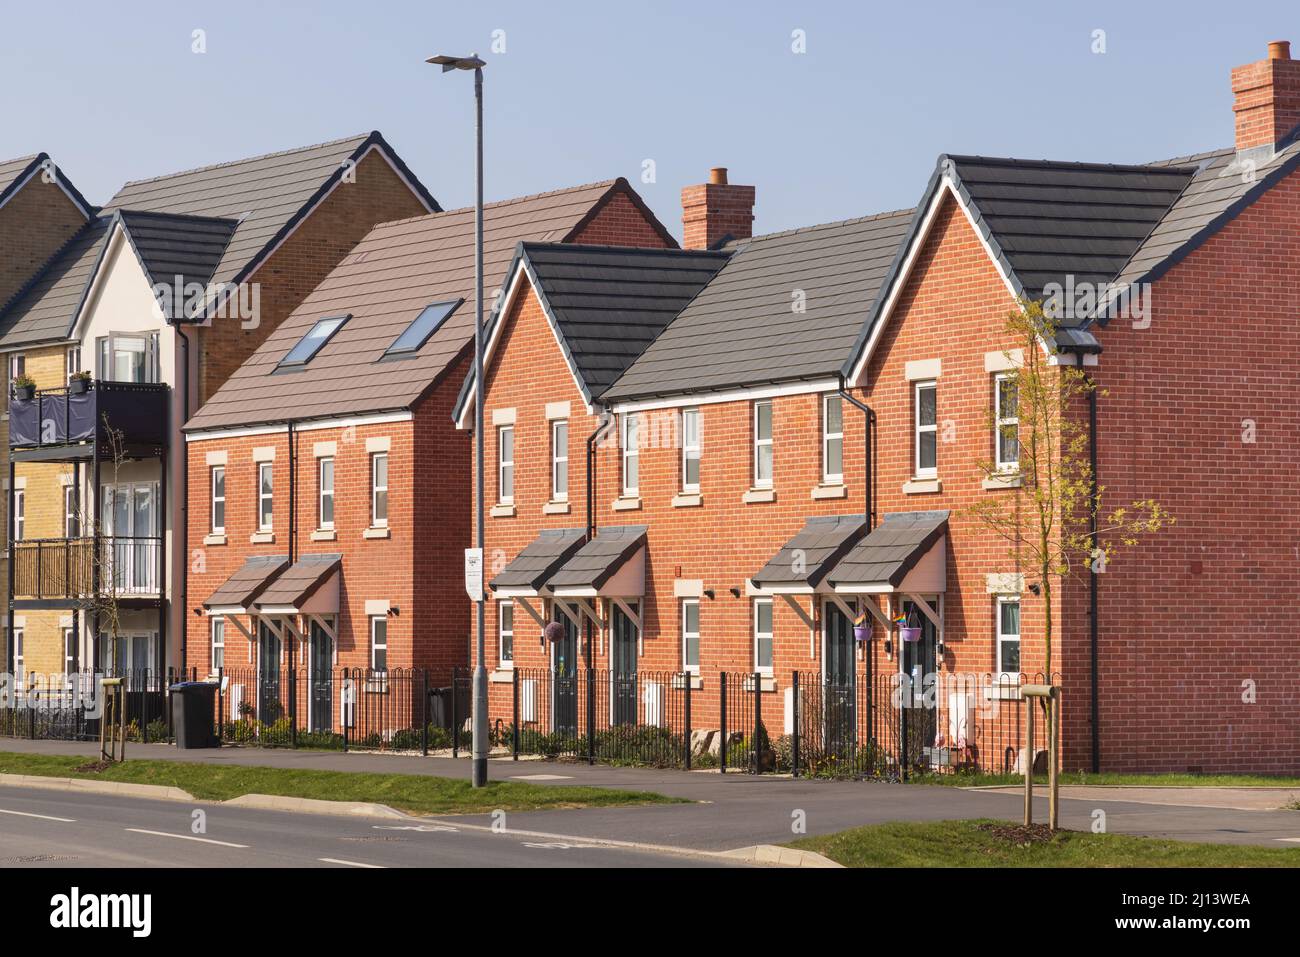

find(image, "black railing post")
[752,671,762,775]
[165,667,174,739]
[900,686,909,783]
[586,666,595,766]
[792,670,800,778]
[683,672,692,770]
[451,665,459,759]
[142,671,150,743]
[342,671,350,753]
[421,668,429,756]
[511,667,520,760]
[719,671,727,775]
[217,666,224,744]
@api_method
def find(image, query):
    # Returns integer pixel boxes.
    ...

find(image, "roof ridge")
[118,208,243,226]
[742,207,915,244]
[116,132,373,189]
[370,179,622,230]
[948,153,1200,174]
[519,241,727,258]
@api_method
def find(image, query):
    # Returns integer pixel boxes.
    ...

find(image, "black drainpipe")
[178,326,192,671]
[1087,379,1101,772]
[583,408,615,670]
[837,375,876,530]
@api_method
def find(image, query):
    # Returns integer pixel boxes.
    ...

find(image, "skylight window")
[384,299,462,358]
[279,315,349,368]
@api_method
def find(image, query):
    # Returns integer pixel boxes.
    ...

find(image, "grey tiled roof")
[117,211,239,314]
[0,216,114,346]
[255,553,341,608]
[187,180,661,431]
[0,153,94,216]
[751,515,866,589]
[202,554,289,608]
[548,525,647,591]
[491,528,586,591]
[826,511,948,589]
[603,210,913,402]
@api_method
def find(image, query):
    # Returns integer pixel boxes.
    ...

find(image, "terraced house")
[462,42,1300,775]
[181,178,675,737]
[0,133,437,692]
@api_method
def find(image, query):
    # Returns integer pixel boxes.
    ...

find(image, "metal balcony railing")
[8,382,170,451]
[12,536,163,600]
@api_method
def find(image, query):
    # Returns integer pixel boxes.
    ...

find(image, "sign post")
[464,548,483,602]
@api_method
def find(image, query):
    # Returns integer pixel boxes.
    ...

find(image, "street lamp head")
[426,53,487,72]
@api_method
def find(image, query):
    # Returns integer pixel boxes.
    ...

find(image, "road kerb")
[0,773,195,803]
[223,794,409,819]
[720,844,843,868]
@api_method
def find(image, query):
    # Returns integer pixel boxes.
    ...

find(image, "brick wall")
[569,190,673,248]
[0,176,86,307]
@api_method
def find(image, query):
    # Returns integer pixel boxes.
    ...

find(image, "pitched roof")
[116,211,240,312]
[202,554,289,609]
[750,515,867,589]
[0,153,95,217]
[254,553,340,608]
[825,511,948,589]
[548,525,647,591]
[186,180,673,431]
[491,527,586,592]
[601,210,913,403]
[0,133,435,349]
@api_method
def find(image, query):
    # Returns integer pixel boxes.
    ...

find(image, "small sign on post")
[464,548,484,602]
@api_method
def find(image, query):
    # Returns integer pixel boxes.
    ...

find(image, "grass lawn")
[791,818,1300,868]
[917,770,1300,789]
[0,751,685,816]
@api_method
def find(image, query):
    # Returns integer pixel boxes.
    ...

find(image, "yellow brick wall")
[15,611,70,677]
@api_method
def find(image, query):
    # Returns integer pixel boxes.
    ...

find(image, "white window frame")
[681,408,700,493]
[994,373,1019,472]
[13,488,24,541]
[753,598,773,675]
[822,394,844,485]
[995,596,1021,683]
[63,627,76,676]
[370,615,389,672]
[753,400,773,489]
[621,413,639,496]
[551,420,568,501]
[371,452,388,527]
[318,458,334,530]
[64,484,79,538]
[211,466,226,534]
[681,599,700,674]
[66,345,81,383]
[498,600,514,669]
[8,352,25,386]
[257,462,273,531]
[211,617,225,672]
[13,627,23,684]
[498,426,514,504]
[914,380,938,479]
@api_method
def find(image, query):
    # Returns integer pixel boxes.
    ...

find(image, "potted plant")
[852,611,871,642]
[68,370,92,394]
[894,611,922,643]
[11,373,34,401]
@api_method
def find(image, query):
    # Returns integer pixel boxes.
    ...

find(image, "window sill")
[671,492,702,508]
[363,526,391,539]
[742,674,777,693]
[742,487,775,504]
[671,673,703,690]
[490,668,515,683]
[203,533,227,546]
[902,478,942,495]
[811,483,847,500]
[543,500,570,515]
[249,531,275,544]
[311,529,337,542]
[490,503,516,518]
[612,496,642,512]
[982,473,1022,490]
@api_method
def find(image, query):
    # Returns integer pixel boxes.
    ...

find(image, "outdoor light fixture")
[388,606,400,616]
[703,589,715,600]
[729,586,741,598]
[1028,582,1041,595]
[429,50,489,788]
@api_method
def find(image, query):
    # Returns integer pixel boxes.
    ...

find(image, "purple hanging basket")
[853,624,872,642]
[542,621,566,644]
[898,626,923,643]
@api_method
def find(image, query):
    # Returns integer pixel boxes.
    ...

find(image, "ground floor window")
[13,628,23,683]
[63,627,76,675]
[681,599,699,673]
[498,601,513,668]
[996,597,1021,679]
[753,598,773,674]
[99,632,157,677]
[211,618,225,671]
[370,616,388,672]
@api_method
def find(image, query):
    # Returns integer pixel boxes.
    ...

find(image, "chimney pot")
[681,168,755,250]
[709,167,728,185]
[1269,40,1291,60]
[1232,41,1300,150]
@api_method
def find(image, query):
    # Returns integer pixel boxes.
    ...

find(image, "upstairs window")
[621,413,640,496]
[914,381,937,479]
[383,299,462,357]
[13,488,24,541]
[66,346,82,382]
[96,333,160,383]
[318,458,334,530]
[681,408,700,493]
[753,400,773,488]
[371,453,389,527]
[497,426,514,504]
[257,463,273,531]
[210,466,226,533]
[994,373,1019,471]
[278,315,349,369]
[64,484,79,538]
[823,394,844,485]
[551,421,569,501]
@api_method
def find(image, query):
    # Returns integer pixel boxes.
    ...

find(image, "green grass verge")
[917,770,1300,788]
[0,751,685,816]
[791,818,1300,868]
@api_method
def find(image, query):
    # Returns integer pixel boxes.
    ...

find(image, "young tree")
[969,299,1173,678]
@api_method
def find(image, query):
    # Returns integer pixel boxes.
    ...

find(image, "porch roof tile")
[254,552,341,609]
[750,514,867,590]
[490,527,586,592]
[548,525,647,591]
[826,511,948,589]
[203,554,289,609]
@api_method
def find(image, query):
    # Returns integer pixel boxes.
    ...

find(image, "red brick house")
[182,179,676,734]
[462,44,1300,775]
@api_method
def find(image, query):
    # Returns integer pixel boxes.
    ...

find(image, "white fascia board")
[848,178,1021,387]
[456,259,528,430]
[0,162,93,219]
[492,586,541,599]
[611,377,839,415]
[184,411,411,443]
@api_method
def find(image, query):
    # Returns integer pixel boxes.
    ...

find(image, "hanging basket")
[898,626,923,643]
[853,624,872,642]
[542,621,566,644]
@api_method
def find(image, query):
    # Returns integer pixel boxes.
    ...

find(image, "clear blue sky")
[2,1,1295,236]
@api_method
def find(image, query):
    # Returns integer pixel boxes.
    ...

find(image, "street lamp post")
[428,52,489,788]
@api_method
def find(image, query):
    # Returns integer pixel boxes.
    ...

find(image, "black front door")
[552,606,579,735]
[823,602,856,753]
[258,623,282,723]
[611,602,639,726]
[309,621,333,733]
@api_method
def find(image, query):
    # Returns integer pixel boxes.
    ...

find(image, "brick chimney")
[681,167,755,250]
[1231,40,1300,151]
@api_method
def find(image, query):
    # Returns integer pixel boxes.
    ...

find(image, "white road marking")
[521,841,605,850]
[125,828,248,848]
[319,857,384,868]
[510,774,574,781]
[1276,837,1300,843]
[372,824,458,832]
[0,807,76,823]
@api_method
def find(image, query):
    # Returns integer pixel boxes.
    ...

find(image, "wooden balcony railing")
[12,536,163,600]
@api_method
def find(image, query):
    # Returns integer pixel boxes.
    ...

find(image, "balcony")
[12,536,163,605]
[8,382,169,459]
